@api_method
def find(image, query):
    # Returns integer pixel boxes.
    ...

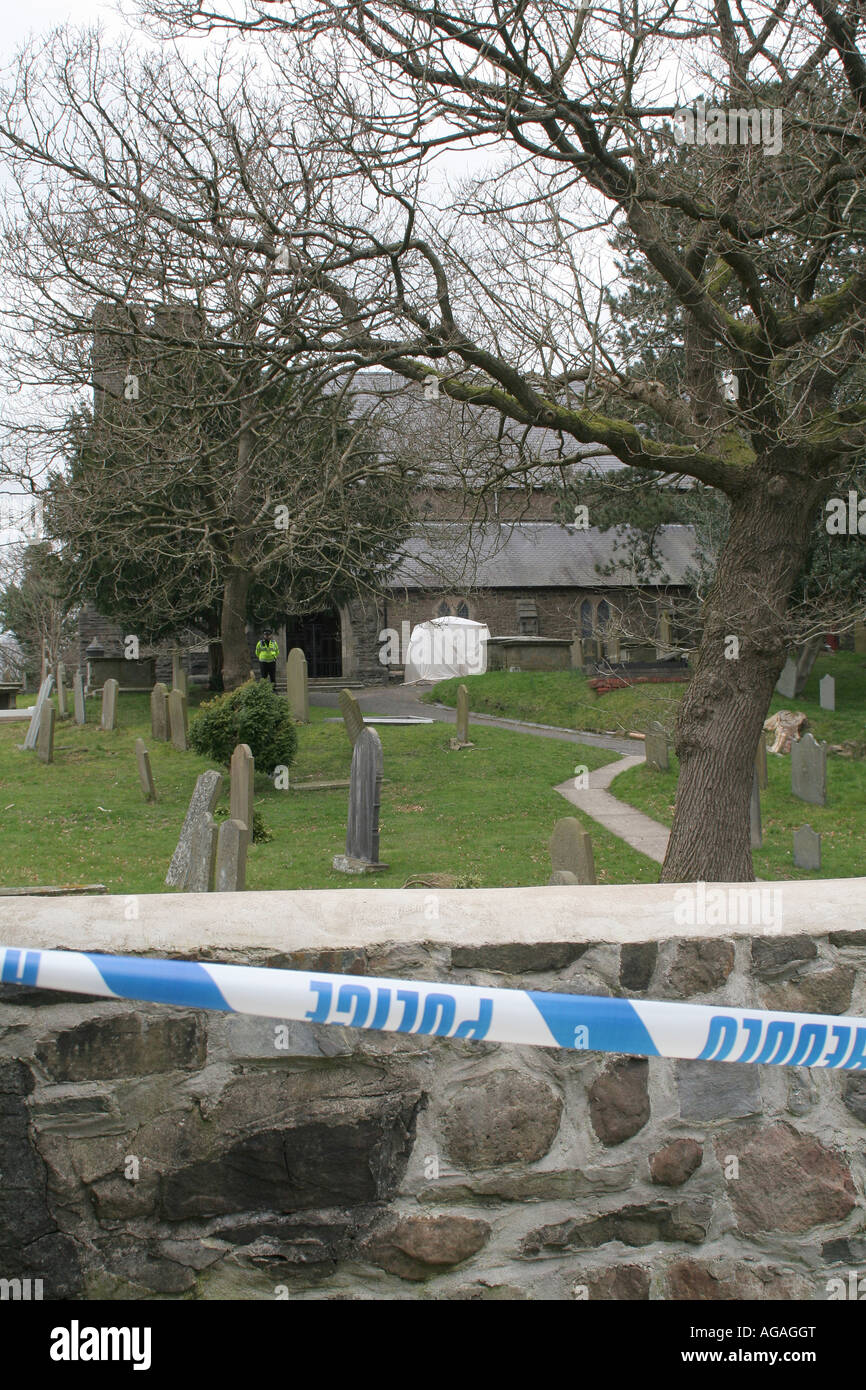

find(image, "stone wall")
[0,884,864,1301]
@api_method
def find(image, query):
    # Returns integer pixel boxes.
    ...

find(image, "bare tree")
[0,34,411,688]
[133,0,866,882]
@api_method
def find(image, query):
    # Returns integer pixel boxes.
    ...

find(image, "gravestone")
[749,767,762,849]
[793,824,821,871]
[339,687,364,747]
[135,738,157,802]
[855,620,866,655]
[549,816,595,885]
[656,611,674,658]
[791,731,827,806]
[100,678,119,731]
[166,770,223,887]
[286,647,309,723]
[168,688,189,751]
[230,742,255,844]
[570,636,585,670]
[150,682,169,741]
[776,637,822,699]
[455,684,470,743]
[819,674,835,711]
[23,675,54,751]
[171,650,188,694]
[73,672,86,726]
[334,727,385,870]
[775,656,798,700]
[755,734,768,791]
[37,704,55,764]
[644,721,669,771]
[187,812,218,892]
[56,663,67,719]
[606,634,622,663]
[215,818,248,891]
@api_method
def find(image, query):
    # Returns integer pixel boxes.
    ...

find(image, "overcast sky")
[0,0,126,58]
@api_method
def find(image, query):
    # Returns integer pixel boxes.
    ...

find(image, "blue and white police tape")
[2,944,865,1069]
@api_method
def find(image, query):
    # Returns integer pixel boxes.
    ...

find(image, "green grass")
[428,650,866,744]
[611,746,866,880]
[0,691,660,892]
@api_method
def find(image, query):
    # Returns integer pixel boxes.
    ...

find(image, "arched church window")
[437,601,451,617]
[580,600,593,637]
[596,599,611,632]
[456,601,469,619]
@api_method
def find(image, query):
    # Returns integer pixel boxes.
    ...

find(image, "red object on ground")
[588,674,692,695]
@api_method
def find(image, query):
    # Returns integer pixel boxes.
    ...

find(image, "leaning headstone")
[166,770,223,887]
[333,727,385,870]
[339,687,364,747]
[230,743,255,844]
[819,674,835,711]
[100,677,119,731]
[23,675,54,750]
[135,737,157,802]
[749,767,762,849]
[186,812,218,892]
[549,816,595,885]
[286,647,309,723]
[73,671,86,726]
[150,682,169,741]
[37,704,55,764]
[755,734,768,791]
[168,688,189,751]
[791,731,827,806]
[56,663,68,719]
[793,824,821,871]
[215,818,248,891]
[644,721,669,771]
[455,684,470,744]
[775,656,798,699]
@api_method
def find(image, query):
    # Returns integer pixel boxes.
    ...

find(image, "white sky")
[0,0,126,56]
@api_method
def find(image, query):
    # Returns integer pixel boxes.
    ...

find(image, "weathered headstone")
[791,731,827,806]
[166,770,223,887]
[37,704,55,764]
[606,634,622,663]
[100,677,119,731]
[549,816,595,885]
[793,824,821,871]
[755,734,768,791]
[775,656,798,700]
[819,674,835,711]
[56,663,67,719]
[334,727,385,870]
[135,737,157,802]
[23,675,54,750]
[570,636,585,670]
[150,682,169,741]
[455,684,470,744]
[855,620,866,655]
[644,721,669,771]
[230,742,255,844]
[168,688,189,751]
[286,647,309,723]
[339,687,364,747]
[776,637,822,698]
[749,767,762,849]
[215,818,248,891]
[73,671,86,726]
[187,812,218,892]
[171,649,188,694]
[656,611,674,658]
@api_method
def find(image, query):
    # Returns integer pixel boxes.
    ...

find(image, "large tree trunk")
[661,470,821,882]
[220,567,253,690]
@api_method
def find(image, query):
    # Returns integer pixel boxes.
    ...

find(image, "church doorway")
[285,610,342,678]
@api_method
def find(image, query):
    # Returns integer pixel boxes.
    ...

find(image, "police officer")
[255,629,279,684]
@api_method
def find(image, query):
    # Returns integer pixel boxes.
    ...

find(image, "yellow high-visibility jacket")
[255,639,279,663]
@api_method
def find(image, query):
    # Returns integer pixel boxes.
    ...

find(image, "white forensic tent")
[403,616,490,683]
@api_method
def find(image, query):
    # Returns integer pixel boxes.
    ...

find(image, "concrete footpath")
[312,683,671,864]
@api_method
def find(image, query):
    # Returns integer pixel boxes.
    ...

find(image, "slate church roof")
[388,522,700,591]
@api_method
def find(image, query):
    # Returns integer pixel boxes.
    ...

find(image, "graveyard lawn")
[611,749,866,880]
[429,651,866,744]
[0,692,660,893]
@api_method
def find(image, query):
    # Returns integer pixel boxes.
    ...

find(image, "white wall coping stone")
[0,879,862,956]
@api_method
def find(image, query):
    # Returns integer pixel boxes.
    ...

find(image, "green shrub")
[190,678,298,775]
[214,804,273,844]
